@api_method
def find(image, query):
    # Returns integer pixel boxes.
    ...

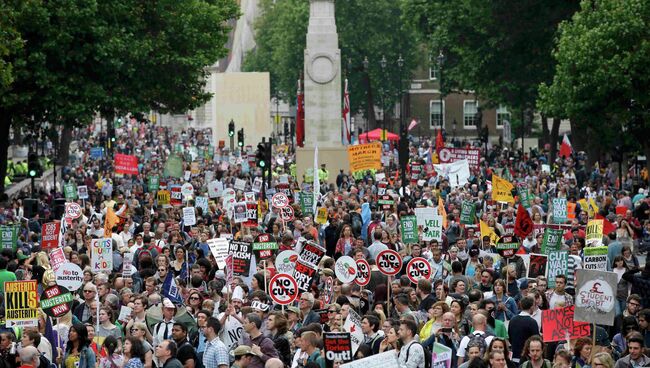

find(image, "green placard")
[64,183,77,200]
[460,201,476,225]
[546,251,568,288]
[519,188,532,208]
[542,228,564,254]
[400,216,418,244]
[164,155,184,178]
[148,176,160,192]
[0,225,18,251]
[299,191,314,216]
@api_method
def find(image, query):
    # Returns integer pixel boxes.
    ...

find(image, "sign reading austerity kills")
[347,142,382,173]
[4,280,39,327]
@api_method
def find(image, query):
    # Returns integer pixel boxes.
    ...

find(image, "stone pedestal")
[296,147,349,185]
[303,0,342,148]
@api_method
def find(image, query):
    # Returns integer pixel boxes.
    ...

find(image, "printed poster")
[91,238,113,272]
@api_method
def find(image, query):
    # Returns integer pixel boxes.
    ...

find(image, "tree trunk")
[0,113,11,196]
[541,113,549,146]
[57,124,73,166]
[549,118,561,164]
[644,139,650,185]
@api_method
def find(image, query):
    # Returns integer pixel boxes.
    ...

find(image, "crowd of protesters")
[0,118,650,368]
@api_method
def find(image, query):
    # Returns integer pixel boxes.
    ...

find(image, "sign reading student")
[574,269,617,326]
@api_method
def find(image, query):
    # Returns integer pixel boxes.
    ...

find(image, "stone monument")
[297,0,348,183]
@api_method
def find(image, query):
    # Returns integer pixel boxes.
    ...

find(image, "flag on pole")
[559,134,572,158]
[342,78,351,145]
[104,206,119,237]
[408,119,418,131]
[313,146,320,215]
[296,79,305,147]
[514,203,534,238]
[436,129,445,151]
[161,270,183,305]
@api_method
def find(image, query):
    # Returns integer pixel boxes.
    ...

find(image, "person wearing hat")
[153,298,177,362]
[286,306,302,334]
[231,345,260,368]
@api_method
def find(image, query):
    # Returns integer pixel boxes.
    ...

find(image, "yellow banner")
[347,142,382,173]
[157,190,171,206]
[480,220,500,245]
[5,280,38,327]
[492,174,515,203]
[586,219,604,245]
[315,207,328,225]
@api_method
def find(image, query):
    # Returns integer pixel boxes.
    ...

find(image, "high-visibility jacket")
[318,168,329,182]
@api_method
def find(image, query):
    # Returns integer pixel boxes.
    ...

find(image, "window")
[430,100,444,128]
[429,65,440,80]
[496,105,510,128]
[463,100,478,128]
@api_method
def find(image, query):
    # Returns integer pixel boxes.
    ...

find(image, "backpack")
[137,245,154,262]
[404,341,432,368]
[350,212,363,238]
[467,331,494,357]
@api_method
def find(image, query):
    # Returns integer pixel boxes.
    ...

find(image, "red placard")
[41,222,60,249]
[269,273,298,305]
[170,186,182,206]
[406,257,432,284]
[355,259,371,286]
[114,154,139,175]
[376,249,403,276]
[542,306,590,342]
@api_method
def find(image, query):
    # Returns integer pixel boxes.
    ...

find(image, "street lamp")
[453,118,457,141]
[397,53,408,198]
[437,51,446,135]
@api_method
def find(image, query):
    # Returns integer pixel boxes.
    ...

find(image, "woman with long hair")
[268,312,292,367]
[590,352,615,368]
[484,338,516,368]
[488,279,518,322]
[378,319,401,353]
[98,336,124,368]
[419,301,450,341]
[335,224,355,257]
[122,337,146,368]
[186,290,204,317]
[97,307,123,342]
[57,324,96,368]
[170,246,189,281]
[451,299,470,337]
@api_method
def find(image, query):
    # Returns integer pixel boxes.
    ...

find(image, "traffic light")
[108,127,116,143]
[228,120,235,137]
[237,128,244,147]
[256,143,267,168]
[28,153,42,178]
[265,141,272,167]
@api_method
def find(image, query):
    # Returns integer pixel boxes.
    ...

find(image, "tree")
[405,0,578,159]
[0,2,22,93]
[243,0,417,130]
[538,0,650,171]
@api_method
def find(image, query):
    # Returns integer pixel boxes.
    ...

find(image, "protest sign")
[546,251,568,288]
[293,259,319,294]
[156,190,171,207]
[583,246,608,270]
[41,222,60,250]
[91,238,112,272]
[460,201,476,225]
[170,186,182,206]
[574,269,617,326]
[343,309,364,354]
[253,233,278,260]
[280,206,294,222]
[4,280,38,327]
[324,332,353,365]
[400,215,418,244]
[64,183,77,200]
[271,193,290,208]
[65,203,82,220]
[316,207,328,224]
[414,207,436,226]
[432,343,453,368]
[118,306,133,323]
[586,219,604,245]
[148,176,159,192]
[234,178,246,191]
[335,256,358,284]
[340,351,399,368]
[496,235,520,258]
[182,207,196,226]
[181,183,194,198]
[40,285,74,318]
[355,259,371,286]
[275,250,299,275]
[269,273,299,305]
[347,142,382,173]
[244,202,258,227]
[480,220,500,245]
[77,185,88,200]
[378,195,395,210]
[207,180,223,198]
[528,254,548,279]
[55,262,84,291]
[252,177,263,193]
[233,202,248,223]
[376,249,402,276]
[299,240,326,265]
[122,253,134,277]
[114,153,139,175]
[207,238,229,269]
[229,241,252,277]
[299,191,314,216]
[90,147,103,159]
[164,155,184,178]
[542,228,563,254]
[433,159,471,188]
[0,225,18,251]
[195,196,209,214]
[49,247,67,272]
[541,306,590,342]
[437,147,480,169]
[552,198,568,223]
[423,214,443,241]
[491,174,515,203]
[406,257,432,284]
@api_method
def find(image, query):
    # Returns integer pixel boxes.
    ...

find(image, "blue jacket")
[63,345,96,368]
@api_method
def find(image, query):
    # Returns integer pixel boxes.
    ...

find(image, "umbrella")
[145,304,198,337]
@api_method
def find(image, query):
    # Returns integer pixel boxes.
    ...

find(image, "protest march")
[1,120,650,368]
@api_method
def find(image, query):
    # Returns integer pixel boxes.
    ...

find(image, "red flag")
[342,79,351,145]
[515,204,534,238]
[296,79,305,147]
[436,129,444,151]
[559,134,572,158]
[595,214,616,236]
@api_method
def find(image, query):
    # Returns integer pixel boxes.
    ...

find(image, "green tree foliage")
[0,2,22,93]
[538,0,650,167]
[243,0,417,124]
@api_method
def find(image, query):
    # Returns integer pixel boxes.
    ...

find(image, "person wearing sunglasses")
[74,283,98,323]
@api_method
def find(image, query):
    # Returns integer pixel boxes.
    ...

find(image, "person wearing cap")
[154,340,183,368]
[153,298,176,360]
[286,306,302,334]
[231,345,259,368]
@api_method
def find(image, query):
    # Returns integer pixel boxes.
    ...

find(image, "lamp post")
[363,56,370,138]
[437,51,446,135]
[397,54,408,198]
[380,55,387,141]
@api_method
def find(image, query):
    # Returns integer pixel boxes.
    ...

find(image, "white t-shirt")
[457,331,495,358]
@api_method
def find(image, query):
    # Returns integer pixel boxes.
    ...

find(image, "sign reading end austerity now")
[347,142,382,173]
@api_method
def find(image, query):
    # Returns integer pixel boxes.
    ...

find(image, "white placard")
[234,178,246,191]
[182,207,196,226]
[207,238,229,269]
